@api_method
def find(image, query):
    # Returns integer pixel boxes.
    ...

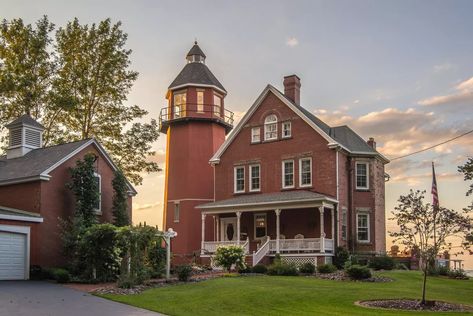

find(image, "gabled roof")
[5,114,45,130]
[210,84,389,164]
[168,62,226,93]
[0,139,137,195]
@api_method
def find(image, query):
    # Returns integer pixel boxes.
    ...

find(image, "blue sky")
[2,0,473,267]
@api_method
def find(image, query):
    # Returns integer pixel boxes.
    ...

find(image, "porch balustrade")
[202,238,249,254]
[269,238,334,253]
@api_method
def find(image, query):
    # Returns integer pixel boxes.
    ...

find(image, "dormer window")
[264,114,278,141]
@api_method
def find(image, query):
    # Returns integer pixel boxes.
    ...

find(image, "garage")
[0,226,29,280]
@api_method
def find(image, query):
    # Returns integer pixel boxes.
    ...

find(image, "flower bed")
[357,299,473,312]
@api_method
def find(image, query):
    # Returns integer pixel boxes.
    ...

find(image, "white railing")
[203,238,249,254]
[268,238,334,253]
[253,236,270,266]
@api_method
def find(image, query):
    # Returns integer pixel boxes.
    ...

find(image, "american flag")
[431,162,439,207]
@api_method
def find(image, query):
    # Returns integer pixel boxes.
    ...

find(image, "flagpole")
[432,162,437,260]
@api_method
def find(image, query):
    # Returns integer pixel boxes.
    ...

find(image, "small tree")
[390,190,472,305]
[67,153,100,227]
[112,170,130,226]
[213,245,246,272]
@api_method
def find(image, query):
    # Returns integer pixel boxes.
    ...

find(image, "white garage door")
[0,231,27,280]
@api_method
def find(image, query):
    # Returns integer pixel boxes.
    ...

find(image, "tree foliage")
[112,170,130,226]
[458,157,473,211]
[0,17,159,184]
[389,190,472,304]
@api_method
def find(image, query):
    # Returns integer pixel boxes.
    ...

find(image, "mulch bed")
[315,270,393,283]
[357,299,473,312]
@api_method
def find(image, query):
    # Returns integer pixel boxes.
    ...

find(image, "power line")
[390,129,473,161]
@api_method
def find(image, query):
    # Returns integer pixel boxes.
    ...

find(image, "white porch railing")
[269,238,334,253]
[252,236,270,266]
[202,238,249,254]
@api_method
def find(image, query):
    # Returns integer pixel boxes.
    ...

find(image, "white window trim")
[0,225,31,280]
[355,161,369,190]
[264,115,278,141]
[282,121,292,138]
[173,91,187,119]
[299,157,312,187]
[234,166,245,193]
[213,93,222,117]
[249,164,261,192]
[251,127,261,143]
[281,160,295,189]
[174,202,180,223]
[93,172,102,215]
[253,213,267,240]
[356,212,370,243]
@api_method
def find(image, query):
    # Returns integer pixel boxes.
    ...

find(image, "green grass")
[100,271,473,316]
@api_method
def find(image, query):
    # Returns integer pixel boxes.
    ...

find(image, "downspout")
[347,156,355,254]
[336,150,340,247]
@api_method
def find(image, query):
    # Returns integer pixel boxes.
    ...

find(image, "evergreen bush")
[317,264,337,274]
[345,264,371,280]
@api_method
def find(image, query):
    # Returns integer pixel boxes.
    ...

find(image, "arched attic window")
[264,114,278,141]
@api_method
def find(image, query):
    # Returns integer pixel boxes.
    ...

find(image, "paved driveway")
[0,281,163,316]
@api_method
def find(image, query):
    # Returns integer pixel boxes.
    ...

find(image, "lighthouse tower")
[160,42,233,260]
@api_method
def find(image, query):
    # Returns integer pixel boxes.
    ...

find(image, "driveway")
[0,281,163,316]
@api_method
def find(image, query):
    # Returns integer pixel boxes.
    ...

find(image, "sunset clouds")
[418,76,473,106]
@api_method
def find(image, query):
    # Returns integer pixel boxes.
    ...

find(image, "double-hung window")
[264,114,277,141]
[251,127,260,143]
[356,162,369,190]
[282,160,294,188]
[282,121,291,138]
[93,173,102,214]
[299,157,312,187]
[250,164,261,192]
[234,166,245,193]
[357,213,370,242]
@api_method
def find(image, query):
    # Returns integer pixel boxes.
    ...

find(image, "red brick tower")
[159,42,233,261]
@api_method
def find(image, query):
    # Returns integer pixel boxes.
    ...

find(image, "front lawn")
[100,271,473,315]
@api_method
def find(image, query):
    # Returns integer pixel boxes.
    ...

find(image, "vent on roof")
[25,128,41,147]
[9,129,22,147]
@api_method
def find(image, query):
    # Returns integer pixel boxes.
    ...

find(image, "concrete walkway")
[0,281,164,316]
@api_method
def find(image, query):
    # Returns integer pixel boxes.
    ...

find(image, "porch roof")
[197,190,337,213]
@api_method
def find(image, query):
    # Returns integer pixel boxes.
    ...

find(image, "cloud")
[418,76,473,106]
[286,37,299,47]
[133,201,162,211]
[433,63,454,73]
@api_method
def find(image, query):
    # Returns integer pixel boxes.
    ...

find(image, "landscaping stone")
[357,299,473,312]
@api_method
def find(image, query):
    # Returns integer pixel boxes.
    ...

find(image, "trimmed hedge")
[368,255,395,270]
[317,264,337,274]
[251,264,268,274]
[267,262,298,276]
[49,268,71,283]
[345,265,371,280]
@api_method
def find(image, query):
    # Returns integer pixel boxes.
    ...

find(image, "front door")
[220,217,237,242]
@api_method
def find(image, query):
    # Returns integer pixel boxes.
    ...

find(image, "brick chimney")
[367,137,376,149]
[283,75,301,105]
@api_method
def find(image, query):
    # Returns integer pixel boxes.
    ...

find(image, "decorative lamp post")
[163,228,178,279]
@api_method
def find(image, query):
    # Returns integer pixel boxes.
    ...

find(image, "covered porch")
[197,191,338,266]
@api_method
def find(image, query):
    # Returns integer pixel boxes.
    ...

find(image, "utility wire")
[390,129,473,161]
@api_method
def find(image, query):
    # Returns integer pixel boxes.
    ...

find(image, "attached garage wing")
[0,227,29,280]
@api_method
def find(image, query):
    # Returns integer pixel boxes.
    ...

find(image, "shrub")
[213,245,246,272]
[251,264,268,274]
[30,265,45,280]
[447,269,469,280]
[49,268,71,283]
[333,247,350,269]
[299,262,316,274]
[267,261,298,276]
[176,265,193,282]
[368,255,395,270]
[317,264,337,274]
[345,264,371,280]
[437,266,449,276]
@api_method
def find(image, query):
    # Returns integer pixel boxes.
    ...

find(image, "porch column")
[275,209,281,254]
[201,213,207,255]
[331,208,335,241]
[236,211,241,246]
[319,206,325,253]
[216,215,220,242]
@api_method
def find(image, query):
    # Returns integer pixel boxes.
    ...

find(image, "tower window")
[264,114,278,141]
[173,92,186,119]
[213,94,222,117]
[174,203,180,222]
[197,91,204,113]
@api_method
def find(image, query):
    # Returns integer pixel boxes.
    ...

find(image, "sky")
[1,0,472,268]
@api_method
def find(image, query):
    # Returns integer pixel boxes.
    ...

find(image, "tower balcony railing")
[159,103,234,132]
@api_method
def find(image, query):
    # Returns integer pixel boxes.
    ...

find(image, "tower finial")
[194,38,197,45]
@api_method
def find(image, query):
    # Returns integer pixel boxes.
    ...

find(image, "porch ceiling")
[197,190,337,213]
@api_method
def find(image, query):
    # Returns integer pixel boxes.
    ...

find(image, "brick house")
[0,115,136,280]
[161,43,389,266]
